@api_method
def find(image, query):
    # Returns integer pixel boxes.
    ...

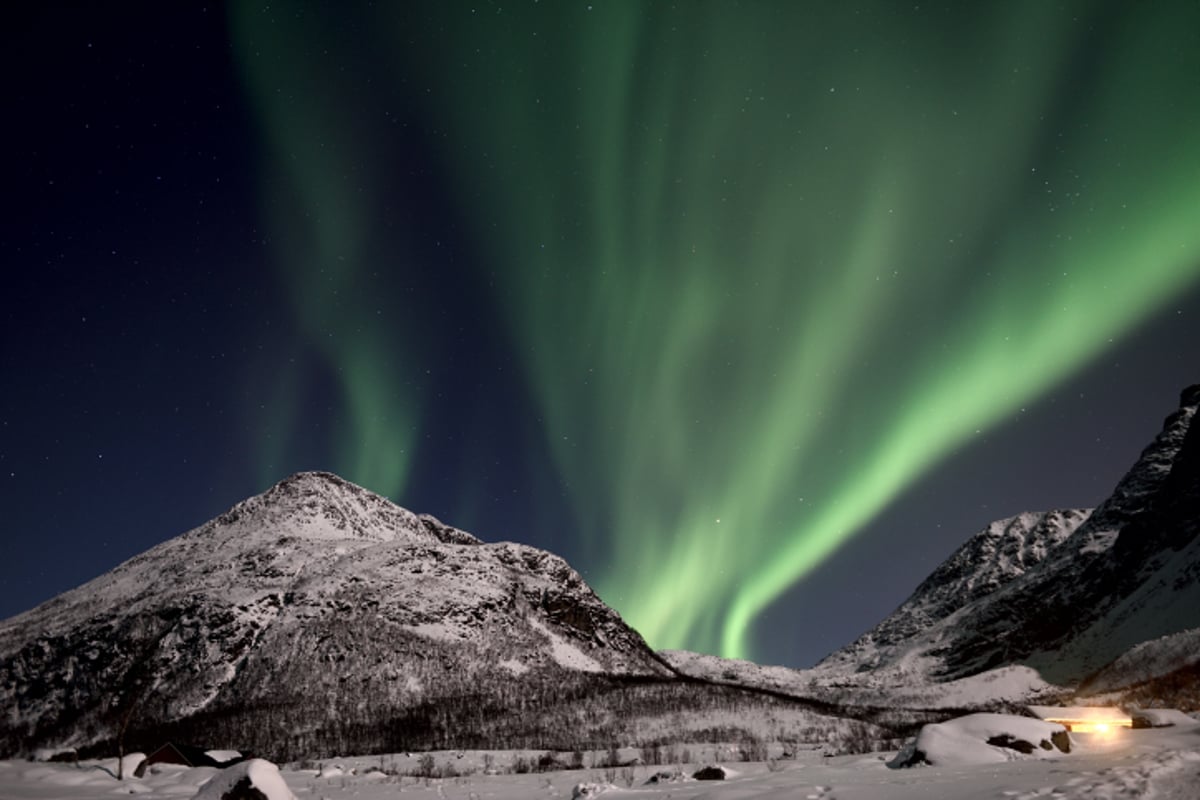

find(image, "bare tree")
[114,683,144,781]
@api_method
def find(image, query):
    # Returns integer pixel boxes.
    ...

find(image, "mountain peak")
[209,471,481,546]
[0,471,666,758]
[270,469,358,494]
[1062,383,1196,551]
[815,381,1200,686]
[1180,383,1200,408]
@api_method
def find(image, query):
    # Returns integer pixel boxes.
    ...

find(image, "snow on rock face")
[205,471,483,550]
[815,508,1089,677]
[194,759,297,800]
[528,618,603,673]
[498,658,530,675]
[1076,386,1199,544]
[0,472,669,758]
[891,713,1070,768]
[814,385,1200,689]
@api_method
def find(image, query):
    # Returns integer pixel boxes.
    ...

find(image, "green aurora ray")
[232,10,423,497]
[233,3,1200,661]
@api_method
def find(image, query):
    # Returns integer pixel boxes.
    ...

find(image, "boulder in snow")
[194,758,297,800]
[693,764,729,780]
[890,713,1069,768]
[645,768,689,784]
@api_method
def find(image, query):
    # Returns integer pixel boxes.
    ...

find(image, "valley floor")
[3,724,1199,800]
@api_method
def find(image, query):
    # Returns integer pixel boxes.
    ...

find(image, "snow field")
[1010,747,1200,800]
[3,720,1197,800]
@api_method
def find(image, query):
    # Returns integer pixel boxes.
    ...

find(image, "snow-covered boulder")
[194,759,297,800]
[890,713,1069,768]
[1131,708,1197,728]
[99,752,146,779]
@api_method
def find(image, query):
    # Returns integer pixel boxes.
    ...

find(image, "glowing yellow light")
[1033,707,1133,734]
[1059,719,1131,734]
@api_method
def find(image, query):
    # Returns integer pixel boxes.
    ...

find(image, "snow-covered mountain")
[813,383,1200,692]
[816,508,1091,676]
[4,385,1196,758]
[0,472,672,758]
[661,385,1200,708]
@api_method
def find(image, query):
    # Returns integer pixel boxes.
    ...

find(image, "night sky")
[3,2,1199,668]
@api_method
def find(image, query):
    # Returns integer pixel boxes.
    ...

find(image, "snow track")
[1013,748,1200,800]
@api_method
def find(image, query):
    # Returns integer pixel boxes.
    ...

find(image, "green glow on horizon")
[232,3,1200,661]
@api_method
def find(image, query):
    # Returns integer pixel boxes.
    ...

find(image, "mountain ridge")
[3,386,1198,759]
[810,384,1199,685]
[667,384,1200,706]
[0,471,677,758]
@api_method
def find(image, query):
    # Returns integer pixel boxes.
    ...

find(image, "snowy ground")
[3,723,1198,800]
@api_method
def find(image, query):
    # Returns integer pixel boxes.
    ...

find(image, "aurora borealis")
[4,2,1200,667]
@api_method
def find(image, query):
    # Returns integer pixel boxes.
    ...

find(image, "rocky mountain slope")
[813,383,1200,690]
[662,385,1200,708]
[0,472,676,758]
[816,508,1092,677]
[5,385,1196,758]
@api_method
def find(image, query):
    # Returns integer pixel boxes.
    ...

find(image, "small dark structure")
[133,743,242,777]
